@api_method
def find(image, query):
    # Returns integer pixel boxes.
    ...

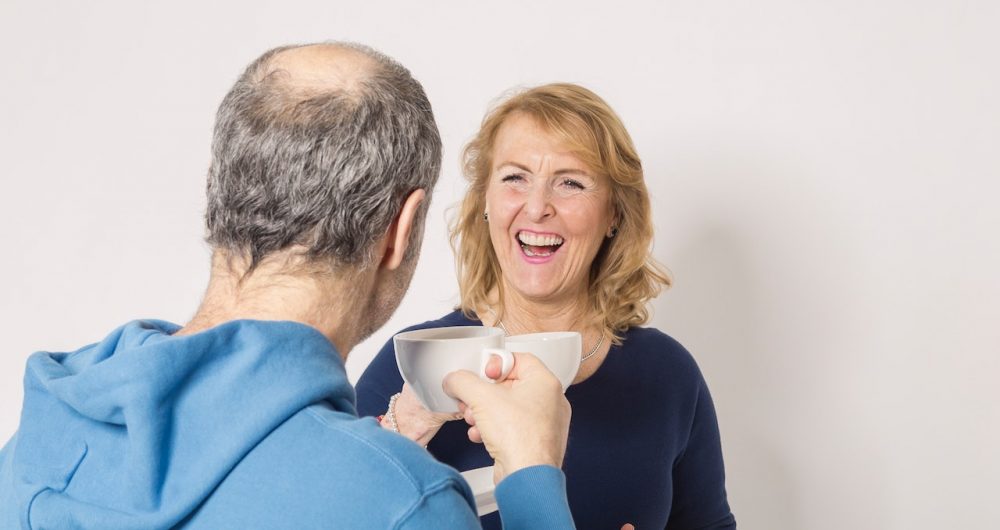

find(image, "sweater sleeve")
[356,337,405,418]
[495,466,575,529]
[395,467,574,530]
[666,379,737,529]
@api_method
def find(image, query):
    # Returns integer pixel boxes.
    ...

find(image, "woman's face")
[484,113,614,305]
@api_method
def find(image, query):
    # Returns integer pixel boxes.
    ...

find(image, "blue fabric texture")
[356,311,737,529]
[0,319,574,529]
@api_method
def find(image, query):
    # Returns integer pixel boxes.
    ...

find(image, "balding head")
[205,41,441,271]
[266,43,377,94]
[230,42,385,127]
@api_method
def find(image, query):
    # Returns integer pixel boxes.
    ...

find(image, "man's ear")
[380,188,426,270]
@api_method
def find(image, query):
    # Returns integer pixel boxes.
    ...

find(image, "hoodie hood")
[1,319,354,529]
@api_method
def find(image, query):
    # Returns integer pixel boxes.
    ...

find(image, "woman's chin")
[506,278,580,305]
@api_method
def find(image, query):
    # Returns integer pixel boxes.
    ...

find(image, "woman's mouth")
[517,231,564,257]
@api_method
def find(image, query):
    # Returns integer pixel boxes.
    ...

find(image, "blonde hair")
[451,83,670,343]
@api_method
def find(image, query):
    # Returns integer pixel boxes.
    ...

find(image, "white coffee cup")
[503,332,582,390]
[394,326,514,413]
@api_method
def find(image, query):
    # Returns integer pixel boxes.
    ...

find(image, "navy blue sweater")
[357,311,736,529]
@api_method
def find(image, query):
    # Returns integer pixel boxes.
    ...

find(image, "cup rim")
[504,331,581,342]
[394,326,505,342]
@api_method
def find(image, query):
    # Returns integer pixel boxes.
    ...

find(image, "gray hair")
[205,42,442,270]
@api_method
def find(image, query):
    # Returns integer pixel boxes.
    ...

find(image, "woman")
[357,84,736,529]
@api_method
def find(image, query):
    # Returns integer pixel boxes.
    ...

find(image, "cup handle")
[480,348,514,382]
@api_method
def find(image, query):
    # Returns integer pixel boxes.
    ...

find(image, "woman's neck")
[486,286,591,335]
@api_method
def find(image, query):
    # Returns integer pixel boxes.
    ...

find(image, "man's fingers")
[446,353,549,402]
[444,353,555,410]
[483,354,503,380]
[503,351,547,382]
[467,425,483,444]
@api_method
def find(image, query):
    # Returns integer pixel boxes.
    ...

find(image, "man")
[0,42,574,528]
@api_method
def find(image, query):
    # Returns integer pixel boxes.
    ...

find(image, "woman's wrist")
[379,390,457,446]
[378,393,402,433]
[380,392,431,444]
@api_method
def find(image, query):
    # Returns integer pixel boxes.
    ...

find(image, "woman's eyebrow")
[495,161,532,172]
[496,161,591,177]
[553,168,591,177]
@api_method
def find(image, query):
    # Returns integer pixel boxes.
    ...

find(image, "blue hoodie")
[0,319,573,529]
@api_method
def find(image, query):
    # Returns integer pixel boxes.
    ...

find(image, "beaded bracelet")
[385,393,401,433]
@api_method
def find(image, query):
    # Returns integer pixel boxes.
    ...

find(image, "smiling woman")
[484,113,615,306]
[357,83,737,529]
[455,84,669,349]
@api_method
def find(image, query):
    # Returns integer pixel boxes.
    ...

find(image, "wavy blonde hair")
[451,83,670,343]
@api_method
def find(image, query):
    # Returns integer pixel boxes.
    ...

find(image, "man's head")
[204,42,441,339]
[207,42,440,269]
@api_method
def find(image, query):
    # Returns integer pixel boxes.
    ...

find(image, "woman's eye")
[501,174,525,183]
[561,178,585,190]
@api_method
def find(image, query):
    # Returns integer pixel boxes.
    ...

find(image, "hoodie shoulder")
[181,403,474,528]
[4,319,367,529]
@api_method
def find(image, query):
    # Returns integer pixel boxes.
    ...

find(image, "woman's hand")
[381,383,461,446]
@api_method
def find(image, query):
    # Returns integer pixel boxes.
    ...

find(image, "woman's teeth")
[517,232,564,257]
[517,232,564,246]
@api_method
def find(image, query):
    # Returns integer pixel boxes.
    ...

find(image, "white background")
[2,1,997,528]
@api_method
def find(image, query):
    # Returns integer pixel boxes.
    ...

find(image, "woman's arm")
[666,379,737,529]
[355,336,403,417]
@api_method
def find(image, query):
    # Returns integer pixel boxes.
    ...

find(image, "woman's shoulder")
[618,326,704,382]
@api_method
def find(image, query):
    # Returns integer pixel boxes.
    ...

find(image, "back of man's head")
[205,42,441,271]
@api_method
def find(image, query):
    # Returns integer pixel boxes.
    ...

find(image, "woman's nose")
[523,184,555,221]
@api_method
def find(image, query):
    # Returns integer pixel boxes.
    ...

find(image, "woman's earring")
[483,211,489,222]
[607,226,618,238]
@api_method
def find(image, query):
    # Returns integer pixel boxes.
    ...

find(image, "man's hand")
[442,352,571,484]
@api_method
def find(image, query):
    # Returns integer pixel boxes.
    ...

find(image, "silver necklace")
[495,319,606,363]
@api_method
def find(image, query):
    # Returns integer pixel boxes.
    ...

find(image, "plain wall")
[1,1,997,528]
